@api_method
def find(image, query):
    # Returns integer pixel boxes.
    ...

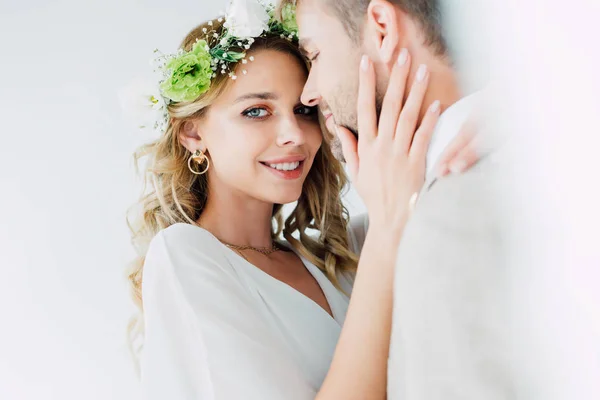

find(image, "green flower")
[280,3,298,35]
[160,40,213,102]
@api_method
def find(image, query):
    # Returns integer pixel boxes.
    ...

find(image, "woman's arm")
[318,226,403,399]
[317,51,439,399]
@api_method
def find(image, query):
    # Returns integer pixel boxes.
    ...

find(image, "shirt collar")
[425,92,480,180]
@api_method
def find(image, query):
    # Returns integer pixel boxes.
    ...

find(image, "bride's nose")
[276,117,306,147]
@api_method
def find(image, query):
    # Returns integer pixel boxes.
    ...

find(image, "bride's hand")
[336,51,441,234]
[435,114,480,177]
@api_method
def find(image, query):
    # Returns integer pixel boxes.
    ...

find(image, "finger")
[357,55,377,146]
[435,119,475,176]
[446,140,480,174]
[378,48,411,141]
[396,64,430,153]
[435,119,477,177]
[336,125,359,180]
[409,100,441,160]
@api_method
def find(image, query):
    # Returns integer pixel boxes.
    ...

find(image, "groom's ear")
[365,0,405,65]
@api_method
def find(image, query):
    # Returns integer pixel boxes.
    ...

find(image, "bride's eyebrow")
[234,92,279,103]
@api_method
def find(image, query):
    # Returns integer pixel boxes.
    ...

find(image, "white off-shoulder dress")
[140,217,368,399]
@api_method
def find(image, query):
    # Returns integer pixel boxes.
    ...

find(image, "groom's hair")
[285,0,447,55]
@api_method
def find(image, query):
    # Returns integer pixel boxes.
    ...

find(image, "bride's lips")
[259,155,306,180]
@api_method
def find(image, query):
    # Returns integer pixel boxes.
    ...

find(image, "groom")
[284,0,516,398]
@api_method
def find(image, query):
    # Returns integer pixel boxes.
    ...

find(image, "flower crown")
[119,0,298,136]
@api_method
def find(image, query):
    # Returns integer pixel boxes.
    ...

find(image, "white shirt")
[425,93,479,180]
[140,218,368,399]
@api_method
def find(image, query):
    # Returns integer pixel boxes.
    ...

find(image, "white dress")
[140,216,368,399]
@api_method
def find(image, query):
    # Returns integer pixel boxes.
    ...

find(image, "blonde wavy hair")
[126,20,358,358]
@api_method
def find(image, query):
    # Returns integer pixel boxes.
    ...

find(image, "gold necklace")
[196,223,281,257]
[221,241,281,256]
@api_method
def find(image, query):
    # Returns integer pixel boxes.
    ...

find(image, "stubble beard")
[328,99,358,163]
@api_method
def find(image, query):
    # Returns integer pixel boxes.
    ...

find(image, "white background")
[1,0,599,399]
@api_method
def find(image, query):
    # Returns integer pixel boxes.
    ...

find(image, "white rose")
[118,76,169,136]
[224,0,269,38]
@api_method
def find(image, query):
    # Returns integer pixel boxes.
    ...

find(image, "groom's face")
[297,0,364,154]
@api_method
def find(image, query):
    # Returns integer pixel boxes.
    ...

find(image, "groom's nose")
[301,72,321,107]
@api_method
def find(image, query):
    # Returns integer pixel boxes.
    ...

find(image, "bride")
[123,2,477,398]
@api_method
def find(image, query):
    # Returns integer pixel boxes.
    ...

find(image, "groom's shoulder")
[431,156,498,199]
[417,149,515,228]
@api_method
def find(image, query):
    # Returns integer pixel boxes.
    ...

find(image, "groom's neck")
[426,63,462,116]
[409,49,462,119]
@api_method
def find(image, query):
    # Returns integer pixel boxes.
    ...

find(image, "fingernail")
[361,55,369,71]
[416,64,428,82]
[430,100,441,113]
[449,161,467,174]
[438,165,450,177]
[397,48,408,66]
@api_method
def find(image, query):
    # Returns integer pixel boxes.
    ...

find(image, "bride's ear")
[366,0,403,65]
[178,120,207,154]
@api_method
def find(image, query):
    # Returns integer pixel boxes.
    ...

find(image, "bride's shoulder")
[158,222,221,247]
[146,223,230,271]
[142,224,242,306]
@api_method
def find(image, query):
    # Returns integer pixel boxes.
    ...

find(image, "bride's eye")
[295,105,317,118]
[242,107,270,119]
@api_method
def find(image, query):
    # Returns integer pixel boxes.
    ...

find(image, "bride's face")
[198,49,322,205]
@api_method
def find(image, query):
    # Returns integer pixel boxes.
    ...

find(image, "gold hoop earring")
[188,149,210,175]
